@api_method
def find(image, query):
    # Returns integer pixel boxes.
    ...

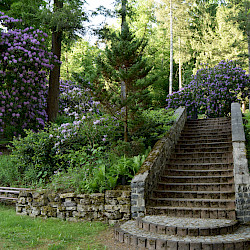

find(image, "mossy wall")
[16,187,131,224]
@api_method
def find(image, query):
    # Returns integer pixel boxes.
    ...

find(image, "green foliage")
[77,20,156,141]
[129,108,175,147]
[48,150,151,193]
[61,40,100,81]
[0,205,108,249]
[10,111,121,186]
[0,155,20,186]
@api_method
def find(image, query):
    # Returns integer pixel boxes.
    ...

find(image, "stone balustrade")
[231,102,250,223]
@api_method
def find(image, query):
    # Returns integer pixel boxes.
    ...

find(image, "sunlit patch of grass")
[0,205,109,249]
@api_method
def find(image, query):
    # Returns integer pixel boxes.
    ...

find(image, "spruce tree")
[84,0,154,142]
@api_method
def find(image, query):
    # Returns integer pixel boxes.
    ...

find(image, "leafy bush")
[0,155,20,186]
[0,13,59,139]
[129,108,175,148]
[166,60,249,118]
[10,111,121,185]
[48,149,150,193]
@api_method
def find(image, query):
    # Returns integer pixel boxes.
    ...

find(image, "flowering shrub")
[10,110,121,183]
[166,60,249,118]
[59,80,100,119]
[0,13,58,139]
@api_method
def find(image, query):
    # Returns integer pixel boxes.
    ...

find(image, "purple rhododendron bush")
[166,60,249,118]
[0,13,58,139]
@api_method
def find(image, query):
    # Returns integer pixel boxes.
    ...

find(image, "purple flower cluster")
[0,13,59,138]
[166,60,250,118]
[59,80,100,119]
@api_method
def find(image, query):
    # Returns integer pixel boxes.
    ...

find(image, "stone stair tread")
[168,162,233,166]
[177,142,232,146]
[116,221,250,248]
[178,138,231,141]
[153,190,235,194]
[158,182,233,185]
[150,198,234,202]
[161,175,233,178]
[140,216,237,229]
[165,169,233,172]
[147,206,235,211]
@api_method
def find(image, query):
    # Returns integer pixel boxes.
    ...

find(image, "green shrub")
[48,149,150,193]
[129,108,175,148]
[0,155,20,186]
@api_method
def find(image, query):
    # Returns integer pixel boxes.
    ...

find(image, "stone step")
[178,137,232,144]
[169,157,233,164]
[146,206,236,220]
[172,152,232,159]
[175,145,232,153]
[115,220,249,249]
[152,190,235,200]
[176,141,232,147]
[186,118,230,123]
[183,124,231,130]
[160,175,234,184]
[136,216,239,237]
[180,135,232,143]
[167,162,234,170]
[148,198,235,209]
[163,169,234,177]
[157,182,234,192]
[181,131,231,137]
[184,125,231,131]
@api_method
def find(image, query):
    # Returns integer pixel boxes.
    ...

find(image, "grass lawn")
[0,204,110,249]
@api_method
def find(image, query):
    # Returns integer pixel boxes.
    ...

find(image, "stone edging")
[231,103,250,223]
[114,222,250,250]
[136,217,239,237]
[130,107,187,218]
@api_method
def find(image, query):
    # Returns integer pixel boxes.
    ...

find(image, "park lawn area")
[0,204,109,250]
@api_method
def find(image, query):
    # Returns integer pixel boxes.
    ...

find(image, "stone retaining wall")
[231,103,250,223]
[16,188,131,224]
[131,107,187,218]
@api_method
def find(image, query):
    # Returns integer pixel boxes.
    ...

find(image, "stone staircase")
[115,118,250,249]
[147,117,236,220]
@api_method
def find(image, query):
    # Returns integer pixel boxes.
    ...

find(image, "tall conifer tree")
[83,0,155,142]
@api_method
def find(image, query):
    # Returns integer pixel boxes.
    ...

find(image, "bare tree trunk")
[47,0,63,122]
[121,0,128,142]
[179,36,182,90]
[247,30,250,74]
[169,0,173,95]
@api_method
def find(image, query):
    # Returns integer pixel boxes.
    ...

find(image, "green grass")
[0,205,109,249]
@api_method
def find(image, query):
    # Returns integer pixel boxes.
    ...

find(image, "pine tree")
[83,0,155,142]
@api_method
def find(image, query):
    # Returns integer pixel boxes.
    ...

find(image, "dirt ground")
[97,227,138,250]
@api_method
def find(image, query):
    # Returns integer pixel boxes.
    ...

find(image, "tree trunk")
[169,0,173,95]
[47,0,63,122]
[121,0,128,142]
[179,36,182,90]
[247,30,250,74]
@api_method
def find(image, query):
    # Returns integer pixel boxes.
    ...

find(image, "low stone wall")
[16,188,131,224]
[231,103,250,223]
[131,107,187,218]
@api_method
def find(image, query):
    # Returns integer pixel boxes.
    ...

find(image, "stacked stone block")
[16,188,131,224]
